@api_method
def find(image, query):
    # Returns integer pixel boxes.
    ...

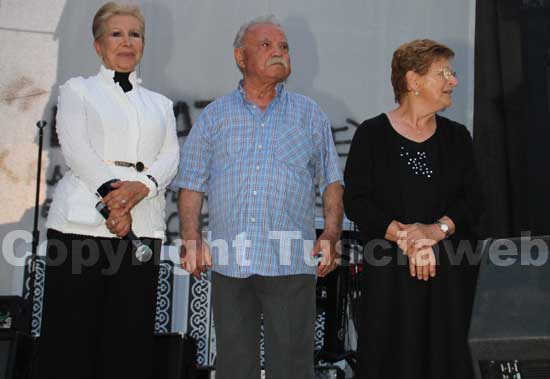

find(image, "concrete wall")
[0,0,476,294]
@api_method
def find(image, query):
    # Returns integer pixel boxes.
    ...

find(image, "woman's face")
[94,15,144,73]
[417,58,458,110]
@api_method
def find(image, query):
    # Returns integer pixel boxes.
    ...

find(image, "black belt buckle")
[135,161,145,172]
[112,160,145,172]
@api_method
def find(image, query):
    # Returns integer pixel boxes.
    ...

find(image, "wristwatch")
[435,220,450,238]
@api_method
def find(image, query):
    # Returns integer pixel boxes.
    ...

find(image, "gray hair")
[233,14,283,48]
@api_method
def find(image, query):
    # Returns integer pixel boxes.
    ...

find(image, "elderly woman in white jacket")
[37,2,179,379]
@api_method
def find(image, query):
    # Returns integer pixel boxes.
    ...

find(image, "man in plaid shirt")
[173,15,343,379]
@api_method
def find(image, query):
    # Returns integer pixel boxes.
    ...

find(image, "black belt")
[105,160,147,172]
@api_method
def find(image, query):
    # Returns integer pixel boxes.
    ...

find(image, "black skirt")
[356,240,479,379]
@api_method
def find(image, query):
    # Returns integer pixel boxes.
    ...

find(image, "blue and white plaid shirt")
[172,82,343,278]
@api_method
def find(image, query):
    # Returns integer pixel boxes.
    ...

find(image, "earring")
[414,90,419,96]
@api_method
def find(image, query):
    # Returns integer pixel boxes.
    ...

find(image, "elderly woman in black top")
[344,39,482,379]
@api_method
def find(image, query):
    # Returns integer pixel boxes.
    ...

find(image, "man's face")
[235,23,291,83]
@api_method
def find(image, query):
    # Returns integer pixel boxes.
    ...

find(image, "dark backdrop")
[474,0,550,238]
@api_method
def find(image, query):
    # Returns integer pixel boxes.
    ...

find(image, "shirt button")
[253,191,257,196]
[260,123,265,127]
[256,165,260,170]
[251,217,256,223]
[258,145,262,150]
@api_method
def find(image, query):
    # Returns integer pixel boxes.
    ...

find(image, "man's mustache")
[267,57,289,69]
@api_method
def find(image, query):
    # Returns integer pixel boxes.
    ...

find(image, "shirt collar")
[99,64,142,88]
[237,80,286,106]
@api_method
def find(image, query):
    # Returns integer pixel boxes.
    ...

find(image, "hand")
[180,235,212,279]
[397,222,444,256]
[102,181,149,214]
[311,230,341,277]
[105,208,132,237]
[408,245,437,281]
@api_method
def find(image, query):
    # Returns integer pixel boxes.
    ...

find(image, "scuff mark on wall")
[0,149,20,183]
[0,76,49,112]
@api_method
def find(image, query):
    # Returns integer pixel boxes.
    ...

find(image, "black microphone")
[95,201,153,262]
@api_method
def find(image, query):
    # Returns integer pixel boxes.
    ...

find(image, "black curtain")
[474,0,550,238]
[522,2,550,235]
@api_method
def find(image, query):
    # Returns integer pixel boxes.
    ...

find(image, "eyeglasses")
[432,67,457,81]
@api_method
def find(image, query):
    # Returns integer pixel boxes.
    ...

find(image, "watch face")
[437,221,449,234]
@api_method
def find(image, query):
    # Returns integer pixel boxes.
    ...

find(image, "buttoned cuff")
[96,179,120,198]
[136,174,158,199]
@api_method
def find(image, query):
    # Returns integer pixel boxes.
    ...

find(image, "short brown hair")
[92,1,145,41]
[391,39,454,103]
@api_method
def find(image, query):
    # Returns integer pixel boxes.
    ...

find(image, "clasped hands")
[102,181,149,237]
[395,222,446,281]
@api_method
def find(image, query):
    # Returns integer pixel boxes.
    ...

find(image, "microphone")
[95,201,153,262]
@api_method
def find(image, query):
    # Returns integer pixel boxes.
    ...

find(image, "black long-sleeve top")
[343,113,483,243]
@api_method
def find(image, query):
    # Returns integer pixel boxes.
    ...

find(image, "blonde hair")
[92,1,145,41]
[391,39,454,103]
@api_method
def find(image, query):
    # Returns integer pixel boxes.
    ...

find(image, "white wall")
[0,0,67,295]
[0,0,475,294]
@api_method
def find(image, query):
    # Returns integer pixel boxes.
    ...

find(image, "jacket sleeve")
[56,79,117,194]
[136,98,180,199]
[343,124,394,239]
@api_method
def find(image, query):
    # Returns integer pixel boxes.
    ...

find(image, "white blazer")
[46,65,180,239]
